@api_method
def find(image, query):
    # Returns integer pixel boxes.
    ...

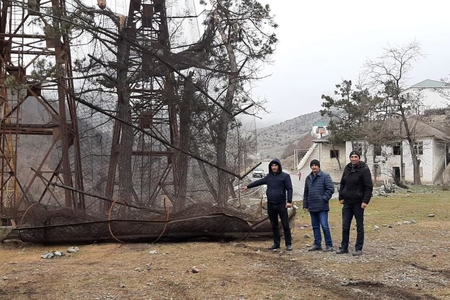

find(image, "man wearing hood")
[243,159,293,251]
[336,150,373,256]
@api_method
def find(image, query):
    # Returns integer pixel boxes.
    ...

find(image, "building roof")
[342,117,450,143]
[410,119,450,142]
[313,121,328,127]
[421,112,450,135]
[409,79,448,89]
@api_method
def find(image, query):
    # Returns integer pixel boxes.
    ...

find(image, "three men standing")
[243,151,373,255]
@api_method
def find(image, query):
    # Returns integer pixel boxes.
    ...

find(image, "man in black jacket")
[336,150,373,256]
[243,159,293,251]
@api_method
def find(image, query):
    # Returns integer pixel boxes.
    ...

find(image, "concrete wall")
[298,142,346,183]
[411,88,449,111]
[334,138,446,184]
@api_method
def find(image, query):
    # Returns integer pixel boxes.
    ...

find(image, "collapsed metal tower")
[0,0,281,244]
[0,0,185,223]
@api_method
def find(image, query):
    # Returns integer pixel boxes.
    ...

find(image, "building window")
[393,142,401,155]
[374,144,382,156]
[354,142,363,153]
[330,149,339,159]
[414,141,423,155]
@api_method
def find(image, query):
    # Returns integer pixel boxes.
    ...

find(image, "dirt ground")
[0,193,449,300]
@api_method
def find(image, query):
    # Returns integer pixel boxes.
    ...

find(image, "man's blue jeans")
[309,211,333,247]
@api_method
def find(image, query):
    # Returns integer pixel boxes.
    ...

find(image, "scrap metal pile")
[15,202,296,244]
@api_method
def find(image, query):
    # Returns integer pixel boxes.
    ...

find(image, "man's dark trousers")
[268,202,292,247]
[341,203,364,251]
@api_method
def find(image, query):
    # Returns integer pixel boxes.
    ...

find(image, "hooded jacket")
[338,161,373,204]
[303,170,335,212]
[247,159,293,204]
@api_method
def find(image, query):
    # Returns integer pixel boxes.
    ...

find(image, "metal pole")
[293,149,296,170]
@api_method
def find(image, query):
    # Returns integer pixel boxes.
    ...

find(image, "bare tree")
[188,0,277,206]
[365,42,424,185]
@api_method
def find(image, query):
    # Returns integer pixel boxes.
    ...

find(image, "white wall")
[404,88,450,112]
[317,137,447,185]
[298,142,345,183]
[341,139,439,184]
[432,139,447,183]
[401,139,433,183]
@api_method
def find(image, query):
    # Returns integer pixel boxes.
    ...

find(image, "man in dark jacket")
[336,150,373,256]
[243,159,293,251]
[303,159,335,252]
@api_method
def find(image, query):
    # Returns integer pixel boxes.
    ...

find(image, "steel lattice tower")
[0,0,84,224]
[0,0,204,223]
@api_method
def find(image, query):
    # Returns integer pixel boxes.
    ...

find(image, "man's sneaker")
[352,250,363,256]
[286,245,293,251]
[267,244,280,250]
[323,246,334,252]
[336,248,349,254]
[308,245,322,251]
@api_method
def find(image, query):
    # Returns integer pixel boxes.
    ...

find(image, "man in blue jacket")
[243,159,293,251]
[303,159,335,252]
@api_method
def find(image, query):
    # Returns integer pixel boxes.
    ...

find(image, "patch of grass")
[368,190,449,223]
[0,190,449,299]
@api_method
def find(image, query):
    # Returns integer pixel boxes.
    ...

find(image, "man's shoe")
[267,244,280,250]
[323,246,334,252]
[308,245,322,251]
[336,248,349,254]
[286,245,293,251]
[352,250,363,256]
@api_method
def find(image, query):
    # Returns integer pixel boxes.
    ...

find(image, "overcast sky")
[250,0,450,127]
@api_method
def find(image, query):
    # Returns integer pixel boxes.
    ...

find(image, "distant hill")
[256,111,327,160]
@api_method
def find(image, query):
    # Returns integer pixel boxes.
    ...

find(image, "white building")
[403,79,450,112]
[311,120,329,138]
[343,119,450,184]
[297,79,450,185]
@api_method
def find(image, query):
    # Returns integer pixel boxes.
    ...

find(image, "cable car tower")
[0,0,205,224]
[0,0,84,223]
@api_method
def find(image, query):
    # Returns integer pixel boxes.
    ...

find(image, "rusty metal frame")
[103,0,179,211]
[0,0,84,222]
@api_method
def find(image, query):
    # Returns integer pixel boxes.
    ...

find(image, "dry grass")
[1,187,449,299]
